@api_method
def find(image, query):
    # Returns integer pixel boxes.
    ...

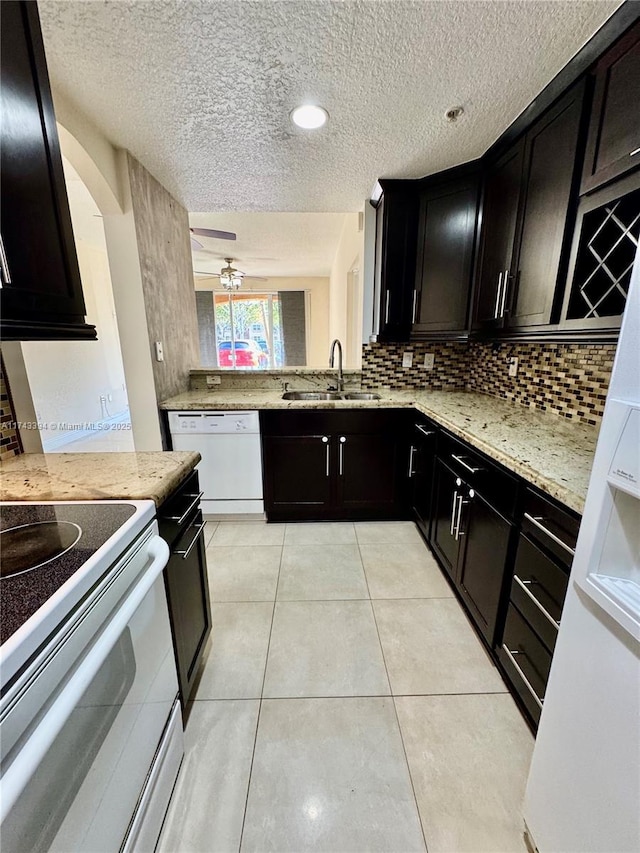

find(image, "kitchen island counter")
[0,451,200,505]
[160,389,597,513]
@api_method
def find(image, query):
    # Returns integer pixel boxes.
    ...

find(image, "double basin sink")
[282,391,381,401]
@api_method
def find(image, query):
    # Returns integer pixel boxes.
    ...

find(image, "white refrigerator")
[524,246,640,851]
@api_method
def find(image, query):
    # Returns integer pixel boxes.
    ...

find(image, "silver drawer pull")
[175,520,207,560]
[630,147,640,157]
[0,234,11,285]
[451,454,483,474]
[513,575,560,630]
[164,491,204,525]
[415,424,434,438]
[524,513,575,557]
[502,645,543,709]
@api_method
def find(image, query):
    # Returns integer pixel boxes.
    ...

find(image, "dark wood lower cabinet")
[408,421,437,537]
[430,456,513,646]
[261,409,409,521]
[158,470,212,709]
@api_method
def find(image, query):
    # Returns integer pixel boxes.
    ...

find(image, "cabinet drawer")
[523,489,579,568]
[511,533,569,653]
[500,604,551,727]
[439,433,520,519]
[158,470,202,546]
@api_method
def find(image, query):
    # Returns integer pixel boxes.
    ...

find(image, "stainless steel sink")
[282,391,342,400]
[342,392,381,400]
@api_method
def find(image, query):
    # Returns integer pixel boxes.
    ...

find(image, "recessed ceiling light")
[290,104,328,129]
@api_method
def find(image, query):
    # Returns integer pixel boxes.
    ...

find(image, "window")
[196,291,307,369]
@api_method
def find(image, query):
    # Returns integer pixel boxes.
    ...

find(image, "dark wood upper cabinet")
[581,21,640,195]
[472,141,525,330]
[507,81,587,328]
[372,182,419,342]
[412,169,480,335]
[0,1,95,341]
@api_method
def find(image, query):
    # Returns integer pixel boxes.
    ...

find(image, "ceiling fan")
[189,227,236,251]
[194,258,267,290]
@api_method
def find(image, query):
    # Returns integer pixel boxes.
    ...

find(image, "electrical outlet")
[206,375,222,386]
[423,352,435,370]
[107,393,113,402]
[508,357,519,378]
[154,341,164,362]
[402,351,413,368]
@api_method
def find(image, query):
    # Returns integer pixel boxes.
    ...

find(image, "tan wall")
[194,276,330,368]
[128,153,200,403]
[329,212,364,367]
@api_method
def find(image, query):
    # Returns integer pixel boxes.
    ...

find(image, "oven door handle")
[0,535,169,823]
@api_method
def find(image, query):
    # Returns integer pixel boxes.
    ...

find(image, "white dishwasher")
[168,411,263,515]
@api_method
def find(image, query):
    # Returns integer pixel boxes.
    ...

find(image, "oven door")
[0,533,179,853]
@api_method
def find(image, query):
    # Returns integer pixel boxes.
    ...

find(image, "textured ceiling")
[189,212,347,277]
[39,0,620,212]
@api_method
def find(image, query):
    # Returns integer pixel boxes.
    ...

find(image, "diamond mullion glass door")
[561,176,640,330]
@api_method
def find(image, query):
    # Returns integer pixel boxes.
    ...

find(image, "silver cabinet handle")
[163,491,204,525]
[339,436,346,476]
[630,147,640,157]
[412,289,418,324]
[451,454,483,474]
[499,269,509,318]
[322,436,330,477]
[450,477,462,536]
[0,234,11,286]
[408,445,416,478]
[513,575,560,630]
[502,645,543,709]
[384,290,391,325]
[494,271,504,319]
[524,513,575,557]
[415,424,434,438]
[455,488,473,539]
[175,520,207,560]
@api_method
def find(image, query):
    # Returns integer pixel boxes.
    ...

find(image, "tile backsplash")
[1,353,22,459]
[362,340,615,426]
[361,342,469,391]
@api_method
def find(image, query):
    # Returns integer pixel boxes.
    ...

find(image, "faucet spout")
[329,339,344,393]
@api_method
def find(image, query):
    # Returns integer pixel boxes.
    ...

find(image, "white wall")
[329,212,364,367]
[21,165,132,450]
[195,276,330,368]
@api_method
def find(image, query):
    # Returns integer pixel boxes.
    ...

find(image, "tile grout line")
[356,524,431,853]
[237,534,285,852]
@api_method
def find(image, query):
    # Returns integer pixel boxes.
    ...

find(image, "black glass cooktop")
[0,503,137,644]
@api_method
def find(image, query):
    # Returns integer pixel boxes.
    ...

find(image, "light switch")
[402,351,413,368]
[508,357,518,378]
[155,341,164,362]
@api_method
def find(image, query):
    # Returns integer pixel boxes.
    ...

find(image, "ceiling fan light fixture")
[290,104,328,130]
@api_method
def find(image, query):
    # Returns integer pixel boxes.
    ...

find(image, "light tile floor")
[158,521,534,853]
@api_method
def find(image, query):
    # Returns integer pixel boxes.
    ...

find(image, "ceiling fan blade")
[190,228,237,241]
[193,270,217,276]
[243,275,269,281]
[191,237,204,250]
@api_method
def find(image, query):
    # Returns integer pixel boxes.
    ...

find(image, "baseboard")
[201,499,264,515]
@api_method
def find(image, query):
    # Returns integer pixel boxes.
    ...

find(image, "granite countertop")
[160,389,598,513]
[0,451,201,506]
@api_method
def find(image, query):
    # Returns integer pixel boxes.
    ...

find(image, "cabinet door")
[473,140,525,329]
[430,459,463,580]
[0,1,95,340]
[581,21,640,193]
[262,434,332,519]
[457,491,512,646]
[164,515,212,705]
[409,423,437,536]
[413,177,478,333]
[336,433,399,516]
[374,187,419,342]
[508,83,586,327]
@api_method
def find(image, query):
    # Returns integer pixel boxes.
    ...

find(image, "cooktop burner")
[0,502,138,645]
[1,521,82,578]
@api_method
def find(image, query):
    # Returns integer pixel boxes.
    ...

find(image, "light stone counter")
[0,451,201,506]
[160,389,598,513]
